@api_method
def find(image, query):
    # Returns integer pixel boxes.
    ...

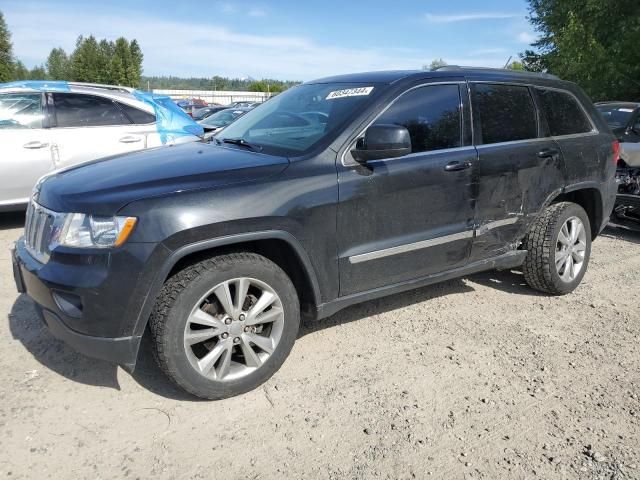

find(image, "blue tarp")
[0,81,203,144]
[132,90,204,144]
[0,80,71,92]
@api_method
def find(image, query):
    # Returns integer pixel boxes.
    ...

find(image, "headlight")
[50,214,137,249]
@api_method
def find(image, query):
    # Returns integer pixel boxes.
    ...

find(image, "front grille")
[24,201,56,263]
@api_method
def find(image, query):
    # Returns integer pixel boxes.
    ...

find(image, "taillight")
[613,140,620,164]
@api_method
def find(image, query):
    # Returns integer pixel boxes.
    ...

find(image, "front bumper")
[12,238,168,370]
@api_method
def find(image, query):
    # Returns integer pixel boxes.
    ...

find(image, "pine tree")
[113,38,132,86]
[0,10,14,82]
[97,39,114,83]
[12,60,28,80]
[46,47,70,80]
[110,54,126,86]
[29,65,47,80]
[70,35,103,83]
[128,39,143,88]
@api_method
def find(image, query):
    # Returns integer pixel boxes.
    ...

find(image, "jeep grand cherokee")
[13,68,618,399]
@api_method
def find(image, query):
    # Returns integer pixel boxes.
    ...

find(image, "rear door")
[0,92,54,206]
[469,82,566,263]
[535,88,614,184]
[48,92,155,168]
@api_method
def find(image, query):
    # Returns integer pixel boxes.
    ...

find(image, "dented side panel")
[469,138,566,262]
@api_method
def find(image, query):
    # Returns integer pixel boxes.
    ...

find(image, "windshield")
[596,105,636,129]
[201,109,246,127]
[215,82,383,156]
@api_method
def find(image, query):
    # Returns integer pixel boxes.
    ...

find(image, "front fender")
[130,230,322,338]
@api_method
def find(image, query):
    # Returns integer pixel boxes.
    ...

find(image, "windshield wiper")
[221,138,263,152]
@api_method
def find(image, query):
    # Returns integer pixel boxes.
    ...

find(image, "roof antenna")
[503,56,513,69]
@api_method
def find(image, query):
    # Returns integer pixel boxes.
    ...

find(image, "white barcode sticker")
[326,87,374,100]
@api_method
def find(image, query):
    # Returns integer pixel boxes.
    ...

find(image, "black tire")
[522,202,592,295]
[149,252,300,400]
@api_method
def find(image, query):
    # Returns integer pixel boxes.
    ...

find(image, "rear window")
[118,102,156,124]
[52,93,131,127]
[536,88,593,136]
[472,84,538,145]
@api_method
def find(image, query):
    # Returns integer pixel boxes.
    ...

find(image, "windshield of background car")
[0,93,44,129]
[201,109,245,127]
[215,83,384,156]
[596,105,636,129]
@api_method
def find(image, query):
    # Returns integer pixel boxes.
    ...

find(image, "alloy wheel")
[555,216,587,283]
[183,277,285,381]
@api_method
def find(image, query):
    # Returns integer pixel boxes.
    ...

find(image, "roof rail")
[434,65,560,80]
[68,82,135,93]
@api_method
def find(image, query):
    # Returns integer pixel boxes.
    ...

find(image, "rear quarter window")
[472,84,538,145]
[536,88,593,136]
[118,102,156,124]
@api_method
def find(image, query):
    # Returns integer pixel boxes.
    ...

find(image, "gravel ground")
[1,210,639,480]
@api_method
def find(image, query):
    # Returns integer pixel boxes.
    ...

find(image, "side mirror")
[351,124,411,163]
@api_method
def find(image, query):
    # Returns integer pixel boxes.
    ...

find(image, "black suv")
[12,68,618,399]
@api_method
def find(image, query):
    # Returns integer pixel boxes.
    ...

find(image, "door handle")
[537,148,560,159]
[119,135,142,144]
[23,141,49,149]
[444,161,472,172]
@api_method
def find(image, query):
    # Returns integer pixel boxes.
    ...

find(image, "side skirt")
[314,250,527,320]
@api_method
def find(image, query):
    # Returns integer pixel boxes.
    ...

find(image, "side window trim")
[469,80,599,143]
[341,81,468,167]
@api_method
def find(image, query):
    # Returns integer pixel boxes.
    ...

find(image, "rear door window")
[0,93,44,129]
[536,88,593,136]
[52,93,131,127]
[372,84,462,153]
[117,102,156,124]
[471,84,538,145]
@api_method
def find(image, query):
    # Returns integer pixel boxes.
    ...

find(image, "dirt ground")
[1,210,639,480]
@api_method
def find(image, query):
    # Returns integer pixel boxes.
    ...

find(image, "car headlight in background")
[50,214,137,249]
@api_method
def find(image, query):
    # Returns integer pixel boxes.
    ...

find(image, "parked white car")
[0,81,203,211]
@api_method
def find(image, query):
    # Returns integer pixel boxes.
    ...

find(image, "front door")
[337,83,476,296]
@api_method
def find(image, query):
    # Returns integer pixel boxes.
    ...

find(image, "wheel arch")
[132,231,322,338]
[551,185,604,240]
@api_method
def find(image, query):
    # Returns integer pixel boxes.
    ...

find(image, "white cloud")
[424,12,523,23]
[248,7,266,17]
[517,31,537,43]
[4,3,513,80]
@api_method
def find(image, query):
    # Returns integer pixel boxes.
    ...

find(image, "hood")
[36,142,289,214]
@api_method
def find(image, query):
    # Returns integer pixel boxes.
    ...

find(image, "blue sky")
[2,0,537,80]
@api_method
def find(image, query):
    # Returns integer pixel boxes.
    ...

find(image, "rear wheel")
[522,202,591,295]
[149,253,299,399]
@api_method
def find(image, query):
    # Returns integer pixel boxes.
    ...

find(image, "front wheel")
[522,202,592,295]
[149,253,300,399]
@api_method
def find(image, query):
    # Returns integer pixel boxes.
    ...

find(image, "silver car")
[0,82,201,211]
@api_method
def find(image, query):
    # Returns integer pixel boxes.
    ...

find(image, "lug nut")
[244,326,250,333]
[239,313,246,321]
[224,317,232,325]
[233,337,240,344]
[221,332,229,339]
